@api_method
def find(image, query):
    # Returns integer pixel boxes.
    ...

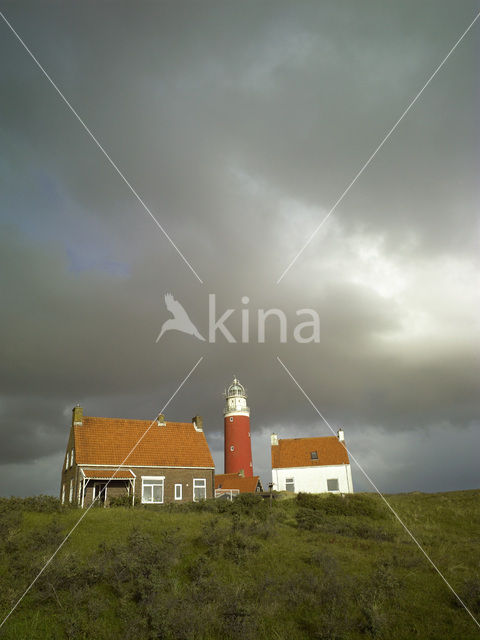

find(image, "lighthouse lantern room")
[224,377,253,477]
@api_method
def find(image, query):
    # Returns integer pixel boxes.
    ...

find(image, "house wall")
[272,463,353,494]
[60,426,79,504]
[79,467,215,507]
[133,467,214,504]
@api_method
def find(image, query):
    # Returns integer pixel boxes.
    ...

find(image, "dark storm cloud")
[0,0,479,495]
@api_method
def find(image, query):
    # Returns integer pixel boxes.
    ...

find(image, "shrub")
[167,497,218,513]
[35,550,100,603]
[223,531,260,563]
[196,517,261,563]
[296,492,386,519]
[97,527,181,601]
[283,563,351,639]
[186,555,212,582]
[297,492,350,515]
[349,521,396,542]
[453,575,480,615]
[216,584,259,640]
[109,494,132,508]
[196,518,226,556]
[352,564,401,637]
[345,494,386,519]
[306,548,340,573]
[228,493,265,516]
[0,495,63,513]
[0,510,22,541]
[296,506,325,530]
[30,519,65,550]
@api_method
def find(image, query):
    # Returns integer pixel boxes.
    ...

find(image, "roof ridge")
[82,416,194,426]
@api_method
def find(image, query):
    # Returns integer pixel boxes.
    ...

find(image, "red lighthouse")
[224,377,253,477]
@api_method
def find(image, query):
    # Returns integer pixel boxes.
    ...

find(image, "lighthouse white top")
[226,377,247,398]
[224,377,250,416]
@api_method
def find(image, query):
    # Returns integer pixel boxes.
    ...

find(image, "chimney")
[192,415,203,432]
[157,414,166,426]
[271,433,278,446]
[72,404,83,426]
[337,429,345,442]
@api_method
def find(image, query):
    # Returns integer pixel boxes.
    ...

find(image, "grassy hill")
[0,490,479,639]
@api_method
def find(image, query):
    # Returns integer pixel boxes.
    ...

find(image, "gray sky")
[0,0,479,496]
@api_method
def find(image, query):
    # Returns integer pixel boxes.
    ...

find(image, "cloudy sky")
[0,1,479,496]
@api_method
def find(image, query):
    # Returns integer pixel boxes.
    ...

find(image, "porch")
[79,468,136,507]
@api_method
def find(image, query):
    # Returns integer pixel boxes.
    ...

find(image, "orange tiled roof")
[214,473,261,493]
[271,436,349,469]
[81,468,135,479]
[74,417,214,468]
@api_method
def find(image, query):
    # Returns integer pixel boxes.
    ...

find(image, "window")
[229,417,233,422]
[61,484,65,504]
[285,478,295,492]
[70,448,74,466]
[327,478,339,492]
[69,480,73,503]
[175,484,182,500]
[142,477,164,504]
[310,451,318,460]
[193,478,206,501]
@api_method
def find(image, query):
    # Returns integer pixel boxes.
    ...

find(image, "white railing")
[215,488,240,500]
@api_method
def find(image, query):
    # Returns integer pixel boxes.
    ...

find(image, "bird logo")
[156,293,205,342]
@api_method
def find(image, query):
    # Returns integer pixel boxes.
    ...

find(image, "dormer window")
[310,451,318,460]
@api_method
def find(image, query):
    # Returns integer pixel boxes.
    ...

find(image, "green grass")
[0,490,479,639]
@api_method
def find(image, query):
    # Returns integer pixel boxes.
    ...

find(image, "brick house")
[271,430,354,494]
[214,472,263,498]
[61,405,215,507]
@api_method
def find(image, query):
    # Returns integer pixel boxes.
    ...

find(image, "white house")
[271,430,354,494]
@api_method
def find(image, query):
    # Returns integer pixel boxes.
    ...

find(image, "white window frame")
[70,448,74,467]
[61,483,66,504]
[193,478,206,502]
[174,484,182,500]
[285,478,295,492]
[69,480,73,503]
[141,476,165,504]
[327,478,339,492]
